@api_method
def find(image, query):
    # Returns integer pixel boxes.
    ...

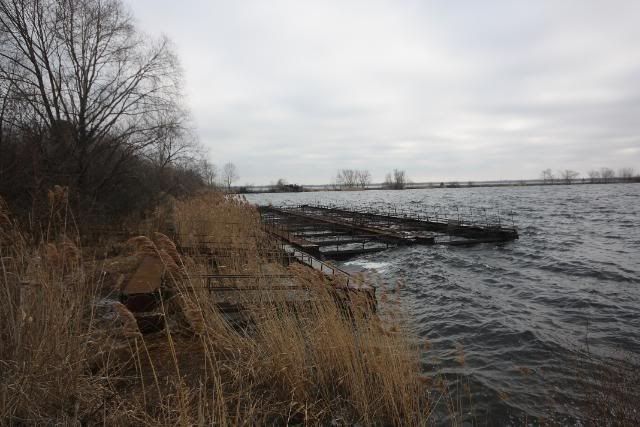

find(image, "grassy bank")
[3,190,637,425]
[0,191,436,425]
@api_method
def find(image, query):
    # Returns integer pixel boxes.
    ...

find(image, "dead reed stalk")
[1,190,434,425]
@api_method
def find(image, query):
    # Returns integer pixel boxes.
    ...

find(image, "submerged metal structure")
[260,203,518,260]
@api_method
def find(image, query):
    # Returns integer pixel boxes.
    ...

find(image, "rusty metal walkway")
[260,203,518,260]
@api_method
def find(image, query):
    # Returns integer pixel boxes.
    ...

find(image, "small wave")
[343,260,390,272]
[247,183,640,423]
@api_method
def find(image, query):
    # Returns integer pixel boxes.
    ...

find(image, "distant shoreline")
[235,178,640,194]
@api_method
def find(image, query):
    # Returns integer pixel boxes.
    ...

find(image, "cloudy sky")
[127,0,640,185]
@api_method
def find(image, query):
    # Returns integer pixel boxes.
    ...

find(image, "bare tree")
[559,169,580,184]
[334,171,344,188]
[335,169,358,189]
[336,169,372,189]
[0,0,183,197]
[619,168,635,181]
[199,160,217,187]
[355,170,372,188]
[384,169,407,189]
[0,64,13,146]
[344,169,357,188]
[600,167,615,183]
[587,170,601,183]
[146,113,200,171]
[222,162,239,190]
[393,169,406,189]
[384,173,394,188]
[0,55,28,150]
[272,178,288,191]
[541,169,555,184]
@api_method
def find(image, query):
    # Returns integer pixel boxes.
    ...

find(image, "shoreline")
[235,178,640,194]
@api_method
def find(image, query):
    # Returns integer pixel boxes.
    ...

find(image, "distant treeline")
[238,169,639,194]
[540,167,638,184]
[238,166,638,194]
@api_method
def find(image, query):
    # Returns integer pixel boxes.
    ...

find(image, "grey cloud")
[127,0,640,184]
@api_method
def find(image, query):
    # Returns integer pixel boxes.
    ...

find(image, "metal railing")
[277,203,517,231]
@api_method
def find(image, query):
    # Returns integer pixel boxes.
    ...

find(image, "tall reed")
[1,191,434,425]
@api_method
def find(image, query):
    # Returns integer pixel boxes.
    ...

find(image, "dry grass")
[0,191,435,425]
[4,190,637,425]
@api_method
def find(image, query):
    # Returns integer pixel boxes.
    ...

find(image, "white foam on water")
[343,260,390,272]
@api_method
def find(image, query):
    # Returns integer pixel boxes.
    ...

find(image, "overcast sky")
[127,1,640,185]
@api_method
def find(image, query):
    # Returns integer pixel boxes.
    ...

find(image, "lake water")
[246,184,640,424]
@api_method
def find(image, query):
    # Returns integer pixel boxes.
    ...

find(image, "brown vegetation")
[0,191,436,425]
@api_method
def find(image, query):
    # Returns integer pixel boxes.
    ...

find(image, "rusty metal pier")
[260,203,518,260]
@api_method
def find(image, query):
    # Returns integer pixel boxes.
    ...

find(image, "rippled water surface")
[247,184,640,424]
